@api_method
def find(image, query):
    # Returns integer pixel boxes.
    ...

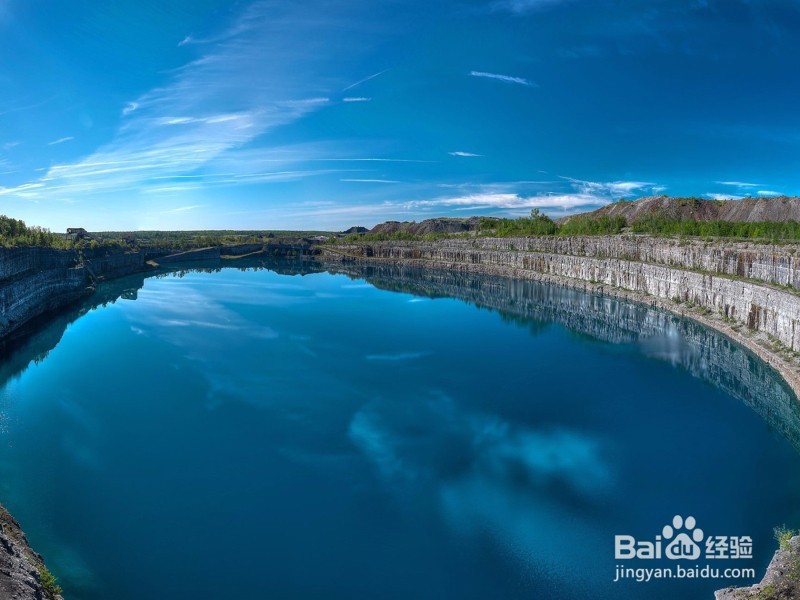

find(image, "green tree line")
[476,210,800,240]
[0,215,70,248]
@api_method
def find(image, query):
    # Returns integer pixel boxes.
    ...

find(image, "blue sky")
[0,0,799,231]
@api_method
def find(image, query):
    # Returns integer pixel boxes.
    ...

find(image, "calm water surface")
[0,264,799,599]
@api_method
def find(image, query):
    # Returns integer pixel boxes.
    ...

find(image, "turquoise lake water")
[1,263,799,599]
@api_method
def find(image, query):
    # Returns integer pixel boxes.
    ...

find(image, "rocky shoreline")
[716,537,800,599]
[2,234,800,598]
[0,505,63,600]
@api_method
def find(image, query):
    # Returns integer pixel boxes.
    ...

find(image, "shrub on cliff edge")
[37,565,62,599]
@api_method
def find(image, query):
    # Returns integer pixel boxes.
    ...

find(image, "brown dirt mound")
[558,195,800,224]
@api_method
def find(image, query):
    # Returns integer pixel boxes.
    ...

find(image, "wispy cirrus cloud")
[449,151,481,157]
[559,176,654,198]
[470,71,537,87]
[343,69,388,92]
[161,204,205,214]
[0,157,17,176]
[757,190,783,196]
[0,95,58,118]
[340,178,400,184]
[0,182,43,197]
[0,1,376,209]
[406,192,599,212]
[343,97,371,102]
[716,181,762,187]
[48,136,74,146]
[313,157,434,163]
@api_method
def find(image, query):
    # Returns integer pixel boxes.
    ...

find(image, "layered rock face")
[0,267,92,337]
[0,247,149,342]
[0,248,89,341]
[153,246,222,264]
[0,247,78,281]
[84,249,144,278]
[326,238,800,354]
[466,236,800,289]
[0,241,325,342]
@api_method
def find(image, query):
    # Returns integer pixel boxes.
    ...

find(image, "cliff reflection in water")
[1,257,798,454]
[331,262,800,454]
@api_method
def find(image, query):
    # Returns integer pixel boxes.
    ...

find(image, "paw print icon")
[663,515,704,560]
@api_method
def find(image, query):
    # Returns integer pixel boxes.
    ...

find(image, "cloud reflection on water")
[349,391,612,587]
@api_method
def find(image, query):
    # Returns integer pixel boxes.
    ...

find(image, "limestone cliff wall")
[391,236,800,289]
[0,247,149,341]
[0,247,79,282]
[155,246,221,263]
[84,249,145,278]
[0,267,92,335]
[326,240,800,354]
[221,243,264,256]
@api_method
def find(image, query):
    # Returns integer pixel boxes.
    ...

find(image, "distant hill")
[342,226,369,234]
[369,216,496,236]
[558,195,800,224]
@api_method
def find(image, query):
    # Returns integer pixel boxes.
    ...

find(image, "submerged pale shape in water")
[0,262,798,600]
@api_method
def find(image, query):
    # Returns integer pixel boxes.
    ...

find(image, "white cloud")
[343,97,371,102]
[122,102,139,116]
[560,176,654,198]
[757,190,782,196]
[716,181,762,187]
[48,136,74,146]
[470,71,537,87]
[449,151,482,157]
[705,193,743,201]
[405,192,602,212]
